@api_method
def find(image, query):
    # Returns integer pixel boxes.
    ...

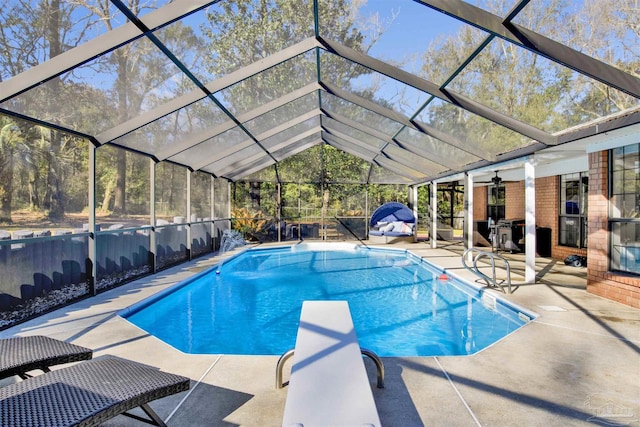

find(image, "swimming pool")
[121,243,536,356]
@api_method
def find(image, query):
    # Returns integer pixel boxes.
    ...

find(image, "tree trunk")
[101,178,115,212]
[0,153,14,223]
[112,44,129,214]
[322,185,330,221]
[45,0,65,220]
[113,149,126,213]
[250,182,261,210]
[28,166,40,210]
[46,129,65,219]
[168,165,174,212]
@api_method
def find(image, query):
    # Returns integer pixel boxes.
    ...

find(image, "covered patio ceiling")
[1,0,638,185]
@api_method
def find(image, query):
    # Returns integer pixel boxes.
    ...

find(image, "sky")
[359,0,467,74]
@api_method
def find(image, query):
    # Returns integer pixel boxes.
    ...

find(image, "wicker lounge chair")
[0,335,93,380]
[0,356,190,427]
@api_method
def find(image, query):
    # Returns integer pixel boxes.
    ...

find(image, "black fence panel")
[95,229,151,291]
[191,222,213,258]
[0,234,90,329]
[156,224,188,270]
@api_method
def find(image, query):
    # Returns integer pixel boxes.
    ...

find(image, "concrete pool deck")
[1,241,638,426]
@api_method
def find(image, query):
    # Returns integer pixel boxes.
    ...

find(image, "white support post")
[186,170,192,260]
[464,173,474,261]
[227,181,232,231]
[150,159,157,273]
[525,159,536,283]
[430,182,437,249]
[88,143,97,295]
[365,185,369,241]
[277,182,282,243]
[411,186,418,242]
[210,176,215,251]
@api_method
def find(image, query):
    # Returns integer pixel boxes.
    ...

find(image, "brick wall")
[586,151,640,308]
[473,186,487,221]
[534,175,588,260]
[534,176,557,229]
[476,176,588,259]
[505,181,525,219]
[466,152,639,308]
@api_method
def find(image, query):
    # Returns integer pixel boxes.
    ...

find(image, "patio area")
[1,241,638,427]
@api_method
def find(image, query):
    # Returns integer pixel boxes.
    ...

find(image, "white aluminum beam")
[464,173,474,259]
[97,38,320,143]
[415,0,640,98]
[157,83,320,160]
[524,158,536,283]
[318,37,557,145]
[430,183,437,248]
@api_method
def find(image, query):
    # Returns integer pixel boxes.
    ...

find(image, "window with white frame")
[610,144,640,275]
[487,184,505,222]
[559,172,588,248]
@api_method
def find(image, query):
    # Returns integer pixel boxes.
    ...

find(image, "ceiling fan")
[476,171,505,186]
[491,172,502,186]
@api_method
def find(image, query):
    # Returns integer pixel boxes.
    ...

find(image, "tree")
[420,0,639,157]
[72,1,203,215]
[0,119,29,222]
[323,145,370,218]
[0,0,101,220]
[203,0,401,216]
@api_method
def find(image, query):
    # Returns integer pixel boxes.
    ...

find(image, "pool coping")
[118,242,539,358]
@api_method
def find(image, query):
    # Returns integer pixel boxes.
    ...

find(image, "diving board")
[281,300,381,427]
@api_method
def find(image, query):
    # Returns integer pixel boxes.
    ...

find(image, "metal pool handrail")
[276,347,385,389]
[462,247,512,294]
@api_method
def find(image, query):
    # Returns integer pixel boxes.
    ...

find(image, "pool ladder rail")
[461,247,512,294]
[275,348,385,389]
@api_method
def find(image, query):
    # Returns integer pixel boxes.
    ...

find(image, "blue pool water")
[121,243,535,356]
